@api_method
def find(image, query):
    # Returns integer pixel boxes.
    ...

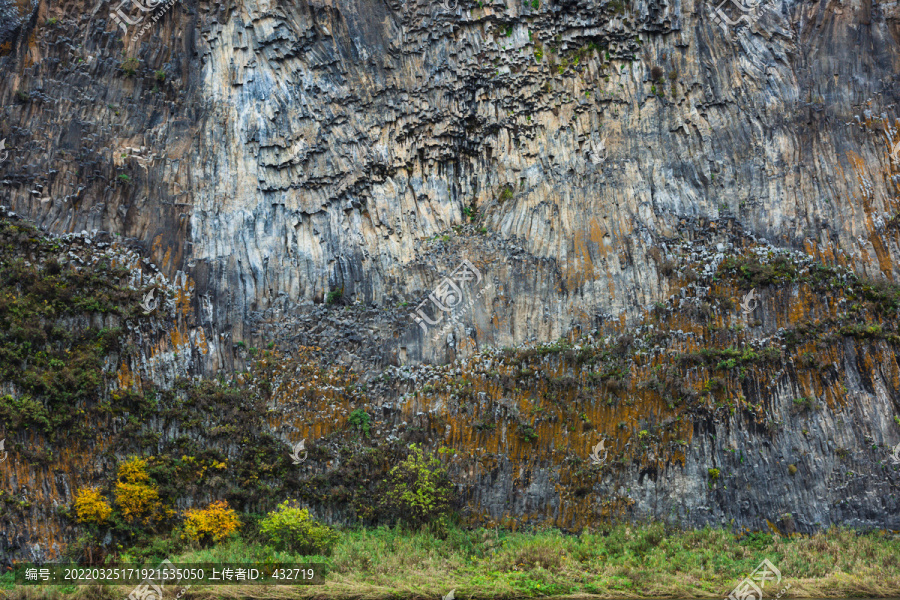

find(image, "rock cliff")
[1,0,900,564]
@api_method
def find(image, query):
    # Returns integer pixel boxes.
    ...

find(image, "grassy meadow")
[3,522,900,600]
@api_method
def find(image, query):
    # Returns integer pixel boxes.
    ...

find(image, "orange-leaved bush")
[114,456,161,522]
[182,500,240,544]
[74,487,112,524]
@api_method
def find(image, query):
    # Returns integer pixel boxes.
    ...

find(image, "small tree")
[114,457,162,523]
[260,501,339,555]
[379,444,453,529]
[182,500,239,545]
[74,488,112,524]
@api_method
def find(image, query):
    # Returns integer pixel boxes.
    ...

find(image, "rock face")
[1,0,900,564]
[5,0,897,366]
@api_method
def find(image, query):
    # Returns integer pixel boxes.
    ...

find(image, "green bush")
[721,255,798,287]
[348,409,371,436]
[518,424,538,442]
[379,444,453,529]
[259,501,339,555]
[791,396,816,413]
[0,395,51,431]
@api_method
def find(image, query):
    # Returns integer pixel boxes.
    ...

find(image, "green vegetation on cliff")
[0,220,142,440]
[2,216,900,591]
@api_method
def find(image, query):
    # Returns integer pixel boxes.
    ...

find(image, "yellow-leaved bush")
[114,457,162,522]
[259,501,339,555]
[74,487,112,524]
[182,500,240,544]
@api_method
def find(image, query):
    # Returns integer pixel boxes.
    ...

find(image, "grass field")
[3,522,900,599]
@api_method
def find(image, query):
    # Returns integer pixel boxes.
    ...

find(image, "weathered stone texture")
[1,0,900,564]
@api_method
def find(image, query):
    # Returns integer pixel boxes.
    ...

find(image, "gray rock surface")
[1,0,899,563]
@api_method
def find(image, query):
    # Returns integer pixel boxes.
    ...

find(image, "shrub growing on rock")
[379,443,454,530]
[183,500,240,545]
[115,457,162,523]
[74,487,112,524]
[259,501,339,555]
